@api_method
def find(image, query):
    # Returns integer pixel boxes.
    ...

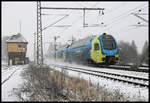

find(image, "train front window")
[102,38,116,50]
[94,43,99,50]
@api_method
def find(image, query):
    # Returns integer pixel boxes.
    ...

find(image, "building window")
[18,44,25,50]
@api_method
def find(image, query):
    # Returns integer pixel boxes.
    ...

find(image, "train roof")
[101,33,114,40]
[57,44,69,52]
[6,33,28,43]
[71,35,96,48]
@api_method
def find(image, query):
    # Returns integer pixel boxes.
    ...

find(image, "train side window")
[94,43,99,50]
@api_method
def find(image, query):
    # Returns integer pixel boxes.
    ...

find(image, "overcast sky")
[2,1,148,60]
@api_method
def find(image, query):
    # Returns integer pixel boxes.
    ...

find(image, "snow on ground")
[45,58,149,79]
[139,67,149,70]
[1,63,28,101]
[45,58,149,101]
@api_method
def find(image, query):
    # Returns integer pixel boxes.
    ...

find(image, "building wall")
[7,42,27,65]
[7,42,27,52]
[8,52,26,65]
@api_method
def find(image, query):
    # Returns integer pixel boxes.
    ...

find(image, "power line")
[87,3,127,27]
[47,3,100,43]
[58,3,99,33]
[41,5,104,28]
[131,13,148,23]
[104,3,148,27]
[86,3,147,30]
[102,3,148,31]
[41,3,101,32]
[42,14,69,31]
[41,13,69,16]
[41,7,104,10]
[104,3,127,15]
[75,3,87,8]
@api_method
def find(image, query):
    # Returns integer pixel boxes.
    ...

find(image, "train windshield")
[102,35,116,50]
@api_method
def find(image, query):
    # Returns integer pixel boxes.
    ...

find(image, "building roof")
[6,33,28,43]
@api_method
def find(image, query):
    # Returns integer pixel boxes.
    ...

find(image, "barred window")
[18,44,25,50]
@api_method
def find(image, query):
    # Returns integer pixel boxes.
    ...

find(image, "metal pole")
[20,20,21,34]
[83,8,85,27]
[37,1,43,65]
[34,32,36,63]
[37,2,39,64]
[35,2,104,65]
[54,36,56,60]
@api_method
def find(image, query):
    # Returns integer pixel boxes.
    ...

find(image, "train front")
[91,33,119,65]
[99,33,119,64]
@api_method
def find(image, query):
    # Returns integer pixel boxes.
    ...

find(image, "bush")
[17,63,127,101]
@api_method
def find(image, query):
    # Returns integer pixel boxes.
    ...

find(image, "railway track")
[2,65,27,85]
[115,64,149,68]
[96,65,149,73]
[48,64,149,88]
[2,68,18,85]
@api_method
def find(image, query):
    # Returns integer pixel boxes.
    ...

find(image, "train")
[56,33,119,65]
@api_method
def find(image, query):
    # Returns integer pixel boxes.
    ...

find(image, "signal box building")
[6,33,28,65]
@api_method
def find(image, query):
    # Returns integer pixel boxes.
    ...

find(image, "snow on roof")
[6,33,28,43]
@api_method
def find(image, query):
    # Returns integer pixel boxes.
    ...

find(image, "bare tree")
[118,40,139,65]
[140,40,149,64]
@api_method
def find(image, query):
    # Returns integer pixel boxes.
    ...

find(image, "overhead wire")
[86,3,127,27]
[58,3,99,34]
[104,3,148,26]
[41,8,73,32]
[42,3,98,36]
[58,3,100,41]
[41,2,148,41]
[102,3,148,31]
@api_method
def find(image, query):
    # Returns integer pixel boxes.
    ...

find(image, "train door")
[94,43,100,61]
[91,37,100,63]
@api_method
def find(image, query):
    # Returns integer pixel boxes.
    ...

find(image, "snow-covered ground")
[45,58,149,101]
[45,58,149,79]
[139,67,149,70]
[2,59,148,101]
[1,61,28,101]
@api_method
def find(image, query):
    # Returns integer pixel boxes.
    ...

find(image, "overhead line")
[103,3,148,31]
[131,13,148,23]
[87,3,127,27]
[104,3,148,26]
[42,11,72,32]
[41,7,104,10]
[59,3,99,33]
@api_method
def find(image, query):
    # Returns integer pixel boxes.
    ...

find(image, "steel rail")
[102,65,148,73]
[66,65,149,81]
[1,68,18,85]
[49,64,149,88]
